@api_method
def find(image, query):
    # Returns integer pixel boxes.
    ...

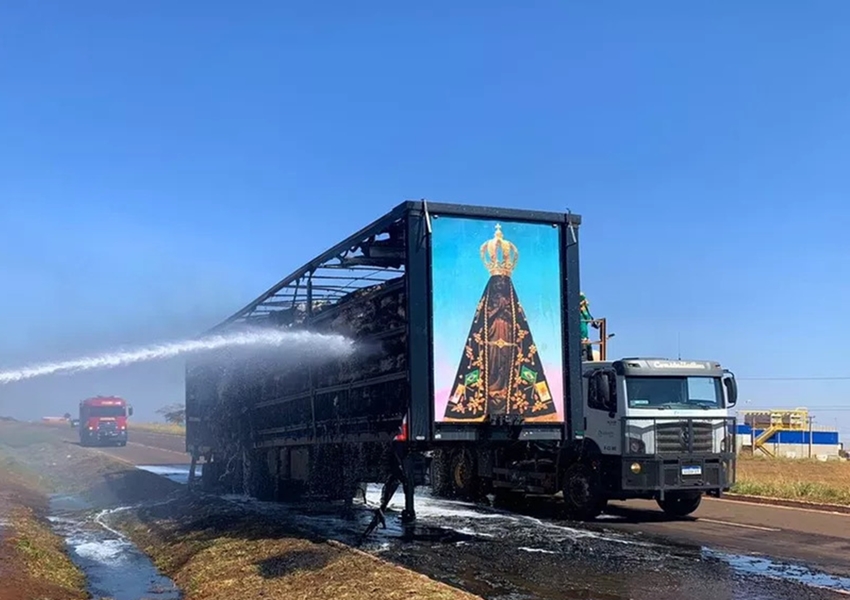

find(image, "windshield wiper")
[690,401,717,409]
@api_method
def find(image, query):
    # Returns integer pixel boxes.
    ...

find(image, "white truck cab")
[580,357,738,517]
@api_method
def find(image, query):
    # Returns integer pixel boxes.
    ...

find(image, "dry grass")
[131,422,186,435]
[732,454,850,505]
[0,464,87,600]
[116,495,479,600]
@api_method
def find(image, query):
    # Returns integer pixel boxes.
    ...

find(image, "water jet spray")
[0,328,355,385]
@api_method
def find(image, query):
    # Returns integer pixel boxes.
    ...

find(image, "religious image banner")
[430,216,565,424]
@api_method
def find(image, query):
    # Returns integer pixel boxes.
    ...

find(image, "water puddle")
[48,494,181,600]
[359,483,656,547]
[136,464,200,485]
[703,548,850,596]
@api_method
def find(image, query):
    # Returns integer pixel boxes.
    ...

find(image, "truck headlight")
[627,437,646,454]
[630,462,642,474]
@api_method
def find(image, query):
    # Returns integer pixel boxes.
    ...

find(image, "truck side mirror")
[722,370,738,407]
[128,406,134,417]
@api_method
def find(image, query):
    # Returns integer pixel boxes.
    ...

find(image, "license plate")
[681,465,702,476]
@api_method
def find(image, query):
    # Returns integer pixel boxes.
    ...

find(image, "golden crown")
[480,223,519,276]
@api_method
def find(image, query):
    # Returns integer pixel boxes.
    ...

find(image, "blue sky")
[430,217,564,419]
[0,2,848,437]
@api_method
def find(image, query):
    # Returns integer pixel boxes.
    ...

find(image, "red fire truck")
[78,396,133,447]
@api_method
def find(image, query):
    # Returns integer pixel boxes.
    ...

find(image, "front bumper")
[94,429,127,441]
[620,454,735,493]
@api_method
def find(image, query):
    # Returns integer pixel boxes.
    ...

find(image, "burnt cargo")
[185,200,584,500]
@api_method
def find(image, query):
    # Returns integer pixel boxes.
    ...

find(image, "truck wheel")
[430,450,453,498]
[562,463,605,520]
[657,492,702,517]
[450,449,479,500]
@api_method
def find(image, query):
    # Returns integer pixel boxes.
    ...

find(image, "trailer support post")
[188,450,199,487]
[401,450,417,524]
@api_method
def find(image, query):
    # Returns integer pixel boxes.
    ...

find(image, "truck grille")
[98,421,117,434]
[655,421,714,454]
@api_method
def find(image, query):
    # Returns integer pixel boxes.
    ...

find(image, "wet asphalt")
[206,484,850,600]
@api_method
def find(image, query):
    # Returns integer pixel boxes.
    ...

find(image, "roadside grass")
[132,422,185,435]
[732,454,850,505]
[0,463,87,600]
[10,505,86,595]
[0,424,60,448]
[116,494,478,600]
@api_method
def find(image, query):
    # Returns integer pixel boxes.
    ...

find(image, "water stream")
[0,327,354,384]
[49,494,181,600]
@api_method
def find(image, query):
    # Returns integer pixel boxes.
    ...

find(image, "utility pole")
[808,416,814,459]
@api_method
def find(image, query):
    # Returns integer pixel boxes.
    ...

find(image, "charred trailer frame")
[185,200,584,525]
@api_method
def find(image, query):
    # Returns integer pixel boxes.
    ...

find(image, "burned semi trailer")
[185,200,585,523]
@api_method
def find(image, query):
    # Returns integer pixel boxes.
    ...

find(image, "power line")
[739,405,850,410]
[738,376,850,381]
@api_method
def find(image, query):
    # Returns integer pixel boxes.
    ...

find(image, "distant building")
[736,408,842,460]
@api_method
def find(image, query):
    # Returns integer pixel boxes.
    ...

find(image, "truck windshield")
[86,406,126,418]
[625,376,722,409]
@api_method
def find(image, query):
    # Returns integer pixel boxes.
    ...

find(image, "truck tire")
[562,463,605,520]
[657,491,702,517]
[450,448,479,500]
[430,450,453,498]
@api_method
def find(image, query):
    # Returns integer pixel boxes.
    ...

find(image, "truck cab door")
[583,369,620,455]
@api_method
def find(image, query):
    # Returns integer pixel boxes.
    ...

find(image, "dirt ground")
[0,421,478,600]
[735,454,850,504]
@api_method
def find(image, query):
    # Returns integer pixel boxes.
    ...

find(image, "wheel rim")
[454,457,470,490]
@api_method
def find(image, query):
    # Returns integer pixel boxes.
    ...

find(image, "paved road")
[55,425,191,467]
[602,498,850,579]
[47,424,850,585]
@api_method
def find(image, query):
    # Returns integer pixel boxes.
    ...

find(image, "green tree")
[156,403,186,425]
